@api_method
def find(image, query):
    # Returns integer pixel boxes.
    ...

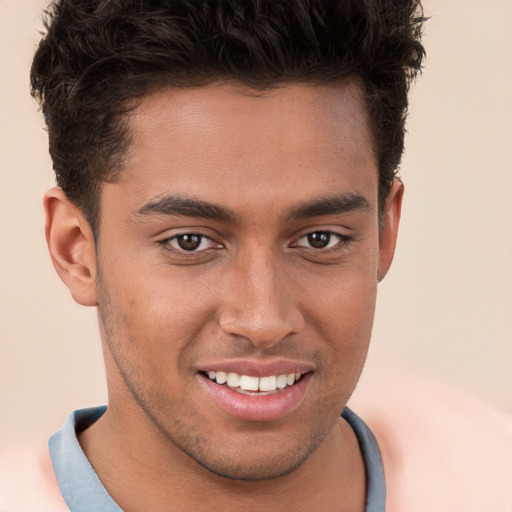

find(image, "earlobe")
[44,187,98,306]
[377,180,404,282]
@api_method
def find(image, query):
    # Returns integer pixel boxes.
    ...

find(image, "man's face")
[93,81,398,480]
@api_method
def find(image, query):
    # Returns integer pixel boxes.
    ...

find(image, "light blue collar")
[50,406,385,511]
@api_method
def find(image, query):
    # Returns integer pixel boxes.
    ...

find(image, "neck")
[78,402,366,512]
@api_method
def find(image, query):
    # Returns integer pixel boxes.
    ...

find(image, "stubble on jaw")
[95,287,354,483]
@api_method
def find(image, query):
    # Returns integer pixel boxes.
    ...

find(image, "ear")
[43,187,98,306]
[377,180,404,282]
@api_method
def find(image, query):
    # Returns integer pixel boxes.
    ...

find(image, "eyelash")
[158,230,352,255]
[159,233,220,254]
[293,231,352,251]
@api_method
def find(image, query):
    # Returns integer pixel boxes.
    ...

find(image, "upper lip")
[197,359,314,377]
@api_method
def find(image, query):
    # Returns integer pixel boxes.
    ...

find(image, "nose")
[218,248,305,347]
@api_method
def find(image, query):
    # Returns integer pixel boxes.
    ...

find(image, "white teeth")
[207,371,302,392]
[259,375,277,392]
[227,373,240,387]
[239,375,259,391]
[215,371,227,385]
[276,374,287,389]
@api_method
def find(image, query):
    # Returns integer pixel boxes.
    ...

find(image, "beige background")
[1,0,511,445]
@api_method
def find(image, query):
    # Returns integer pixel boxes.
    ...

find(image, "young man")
[3,1,511,511]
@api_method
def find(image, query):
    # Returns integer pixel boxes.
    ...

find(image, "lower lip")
[199,373,312,422]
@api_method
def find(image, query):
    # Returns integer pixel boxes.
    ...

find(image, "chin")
[188,448,314,482]
[175,427,328,482]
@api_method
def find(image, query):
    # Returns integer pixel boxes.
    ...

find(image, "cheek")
[301,253,378,334]
[104,253,214,325]
[97,260,217,380]
[299,255,378,378]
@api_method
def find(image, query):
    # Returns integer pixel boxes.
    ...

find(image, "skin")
[44,80,403,512]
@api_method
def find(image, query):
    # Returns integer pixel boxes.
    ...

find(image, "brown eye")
[307,232,332,249]
[169,234,211,252]
[296,231,340,249]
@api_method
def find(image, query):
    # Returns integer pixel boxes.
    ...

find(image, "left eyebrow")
[135,195,235,222]
[288,193,371,220]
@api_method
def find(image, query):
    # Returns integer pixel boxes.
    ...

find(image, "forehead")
[114,80,377,215]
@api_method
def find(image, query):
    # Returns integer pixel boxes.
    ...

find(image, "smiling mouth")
[203,371,305,395]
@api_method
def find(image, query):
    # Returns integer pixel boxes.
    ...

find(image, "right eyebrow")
[134,195,236,222]
[288,193,371,220]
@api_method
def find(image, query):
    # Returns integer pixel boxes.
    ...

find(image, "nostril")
[218,302,305,348]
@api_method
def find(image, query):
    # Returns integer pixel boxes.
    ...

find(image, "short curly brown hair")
[31,0,426,233]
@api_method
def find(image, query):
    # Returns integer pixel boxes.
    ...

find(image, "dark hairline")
[30,0,426,236]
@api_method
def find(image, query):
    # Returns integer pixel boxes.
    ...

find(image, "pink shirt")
[1,377,511,511]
